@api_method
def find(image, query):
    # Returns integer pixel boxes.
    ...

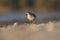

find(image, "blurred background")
[0,0,60,12]
[0,0,60,40]
[0,0,60,25]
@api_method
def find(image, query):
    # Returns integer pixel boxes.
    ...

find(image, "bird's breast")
[27,15,35,21]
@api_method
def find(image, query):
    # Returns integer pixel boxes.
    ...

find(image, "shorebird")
[26,12,36,23]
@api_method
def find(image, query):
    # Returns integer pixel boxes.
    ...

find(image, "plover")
[26,12,36,23]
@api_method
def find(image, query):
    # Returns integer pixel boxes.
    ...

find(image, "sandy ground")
[0,21,60,40]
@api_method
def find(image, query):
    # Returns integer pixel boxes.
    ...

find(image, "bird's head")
[26,12,30,15]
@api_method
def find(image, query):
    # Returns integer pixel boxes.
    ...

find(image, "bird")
[26,12,36,23]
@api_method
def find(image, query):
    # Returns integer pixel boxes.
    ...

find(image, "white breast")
[27,15,35,21]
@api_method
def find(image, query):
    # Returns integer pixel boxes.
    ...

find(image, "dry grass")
[0,21,60,40]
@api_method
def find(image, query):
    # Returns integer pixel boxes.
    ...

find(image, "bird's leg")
[30,21,32,24]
